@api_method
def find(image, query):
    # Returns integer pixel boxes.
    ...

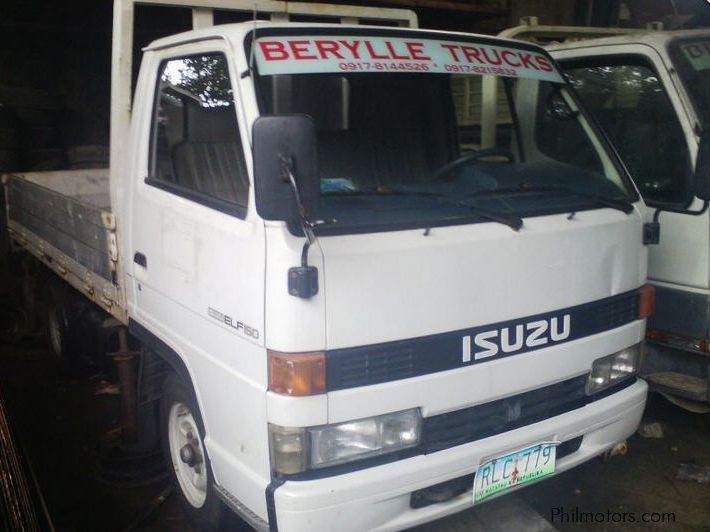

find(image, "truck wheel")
[161,374,221,529]
[46,293,78,360]
[47,300,67,358]
[46,282,81,362]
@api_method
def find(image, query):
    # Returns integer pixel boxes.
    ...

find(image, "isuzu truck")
[502,21,710,411]
[3,1,654,530]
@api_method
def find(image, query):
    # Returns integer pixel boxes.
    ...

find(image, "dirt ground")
[0,302,708,531]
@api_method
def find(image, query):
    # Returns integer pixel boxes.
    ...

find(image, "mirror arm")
[654,200,709,221]
[280,155,319,298]
[646,200,708,246]
[280,155,317,251]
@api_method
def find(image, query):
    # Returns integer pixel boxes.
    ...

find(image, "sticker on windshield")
[681,41,710,71]
[254,36,563,82]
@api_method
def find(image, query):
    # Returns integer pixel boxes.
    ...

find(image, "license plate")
[473,442,558,504]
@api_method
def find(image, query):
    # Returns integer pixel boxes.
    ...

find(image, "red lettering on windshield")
[535,56,553,72]
[406,41,431,61]
[288,40,317,60]
[481,48,502,65]
[462,46,483,64]
[385,41,410,60]
[259,41,289,61]
[501,50,521,67]
[519,53,539,70]
[440,44,461,62]
[315,40,344,59]
[339,40,362,59]
[364,40,389,59]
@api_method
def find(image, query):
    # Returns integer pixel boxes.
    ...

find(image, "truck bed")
[3,169,126,322]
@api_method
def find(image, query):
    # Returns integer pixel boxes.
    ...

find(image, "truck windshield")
[251,31,634,232]
[670,36,710,128]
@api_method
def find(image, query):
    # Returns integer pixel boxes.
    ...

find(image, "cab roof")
[144,20,551,54]
[546,27,710,53]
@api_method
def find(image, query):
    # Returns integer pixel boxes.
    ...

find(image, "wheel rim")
[48,307,62,357]
[168,402,208,508]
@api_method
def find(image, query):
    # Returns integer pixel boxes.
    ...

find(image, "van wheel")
[161,374,221,529]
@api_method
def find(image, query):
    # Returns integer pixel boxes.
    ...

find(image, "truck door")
[126,43,267,484]
[556,46,709,292]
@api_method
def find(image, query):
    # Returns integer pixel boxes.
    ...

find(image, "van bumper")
[272,378,647,532]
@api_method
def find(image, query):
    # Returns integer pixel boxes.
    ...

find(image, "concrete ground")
[0,307,708,531]
[517,395,710,531]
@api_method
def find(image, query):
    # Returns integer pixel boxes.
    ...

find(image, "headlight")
[586,344,640,395]
[269,408,421,474]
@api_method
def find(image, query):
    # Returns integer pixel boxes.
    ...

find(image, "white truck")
[3,1,654,530]
[534,27,710,411]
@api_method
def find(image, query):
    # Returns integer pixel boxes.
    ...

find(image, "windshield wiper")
[465,184,634,215]
[454,200,524,231]
[527,184,634,214]
[322,188,443,198]
[387,187,524,231]
[323,187,524,231]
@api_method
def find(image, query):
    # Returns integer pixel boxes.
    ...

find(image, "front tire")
[160,374,221,529]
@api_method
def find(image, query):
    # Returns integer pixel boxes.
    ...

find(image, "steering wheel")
[433,148,514,180]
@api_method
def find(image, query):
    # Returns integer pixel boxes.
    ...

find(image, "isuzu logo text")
[462,315,570,362]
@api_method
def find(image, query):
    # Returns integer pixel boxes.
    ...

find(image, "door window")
[564,56,692,206]
[149,53,249,216]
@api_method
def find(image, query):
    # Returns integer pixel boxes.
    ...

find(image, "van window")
[149,53,249,214]
[564,57,692,206]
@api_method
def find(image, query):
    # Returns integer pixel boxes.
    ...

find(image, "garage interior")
[1,0,710,531]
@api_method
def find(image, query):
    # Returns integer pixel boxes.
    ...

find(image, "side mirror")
[694,128,710,200]
[253,115,319,223]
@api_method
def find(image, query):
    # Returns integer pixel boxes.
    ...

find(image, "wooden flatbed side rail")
[2,173,127,323]
[5,221,127,324]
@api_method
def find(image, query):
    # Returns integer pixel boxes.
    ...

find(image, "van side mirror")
[694,129,710,200]
[253,115,319,223]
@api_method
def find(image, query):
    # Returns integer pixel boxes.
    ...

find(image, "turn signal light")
[638,285,655,319]
[268,350,326,396]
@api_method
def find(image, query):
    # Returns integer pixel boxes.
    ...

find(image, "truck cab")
[120,21,650,529]
[548,29,710,410]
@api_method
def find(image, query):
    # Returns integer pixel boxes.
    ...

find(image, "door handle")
[133,252,147,268]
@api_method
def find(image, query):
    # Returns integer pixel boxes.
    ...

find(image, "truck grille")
[328,345,417,390]
[595,293,639,331]
[422,376,633,454]
[326,291,640,391]
[277,378,634,481]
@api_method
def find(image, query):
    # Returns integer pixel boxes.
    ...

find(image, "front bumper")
[272,378,647,532]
